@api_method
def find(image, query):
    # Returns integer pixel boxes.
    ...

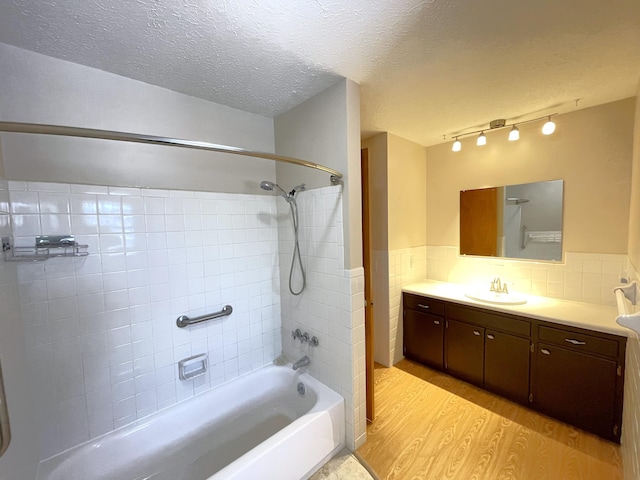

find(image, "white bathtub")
[37,364,345,480]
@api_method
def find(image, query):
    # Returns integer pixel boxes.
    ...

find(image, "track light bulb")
[508,125,520,141]
[452,138,462,152]
[477,132,486,146]
[542,117,556,135]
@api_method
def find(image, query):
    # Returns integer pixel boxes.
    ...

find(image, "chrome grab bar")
[176,305,233,328]
[0,362,11,458]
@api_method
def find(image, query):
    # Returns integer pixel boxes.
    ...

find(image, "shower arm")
[0,121,343,185]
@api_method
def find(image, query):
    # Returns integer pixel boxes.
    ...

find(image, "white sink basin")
[465,290,528,305]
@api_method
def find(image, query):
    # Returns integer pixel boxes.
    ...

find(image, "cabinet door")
[445,319,484,386]
[484,330,530,404]
[534,343,618,441]
[403,309,444,369]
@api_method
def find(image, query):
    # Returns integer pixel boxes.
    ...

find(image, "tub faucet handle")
[301,332,309,343]
[292,329,302,340]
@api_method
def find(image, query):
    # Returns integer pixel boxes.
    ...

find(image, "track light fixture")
[508,125,519,141]
[448,113,557,151]
[542,116,556,135]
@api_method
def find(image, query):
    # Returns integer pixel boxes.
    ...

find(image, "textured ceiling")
[1,0,639,146]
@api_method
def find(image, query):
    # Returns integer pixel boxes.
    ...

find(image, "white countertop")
[403,280,629,337]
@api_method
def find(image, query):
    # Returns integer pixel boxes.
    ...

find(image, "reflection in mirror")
[460,180,563,261]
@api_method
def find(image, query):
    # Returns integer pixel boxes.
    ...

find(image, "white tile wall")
[622,265,640,480]
[0,181,10,237]
[370,247,426,367]
[8,181,284,459]
[278,186,365,450]
[371,250,391,366]
[0,179,40,480]
[425,245,627,307]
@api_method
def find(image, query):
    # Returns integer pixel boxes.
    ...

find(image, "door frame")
[361,147,375,422]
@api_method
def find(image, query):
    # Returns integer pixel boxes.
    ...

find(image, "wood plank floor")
[357,360,622,480]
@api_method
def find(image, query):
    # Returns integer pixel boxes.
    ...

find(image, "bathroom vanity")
[402,281,628,443]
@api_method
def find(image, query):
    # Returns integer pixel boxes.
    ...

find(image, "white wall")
[0,43,362,468]
[9,180,282,460]
[622,269,640,479]
[274,79,366,449]
[0,179,39,480]
[274,78,363,270]
[278,186,364,449]
[0,43,276,194]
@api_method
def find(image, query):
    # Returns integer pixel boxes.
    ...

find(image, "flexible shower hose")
[288,199,306,295]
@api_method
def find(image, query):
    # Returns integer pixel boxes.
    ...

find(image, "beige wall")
[361,132,427,366]
[426,98,635,255]
[361,132,427,252]
[362,133,389,252]
[388,133,427,251]
[362,133,390,364]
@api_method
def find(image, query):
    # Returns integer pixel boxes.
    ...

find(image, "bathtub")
[37,364,345,480]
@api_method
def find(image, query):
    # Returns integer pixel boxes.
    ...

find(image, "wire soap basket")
[2,235,89,262]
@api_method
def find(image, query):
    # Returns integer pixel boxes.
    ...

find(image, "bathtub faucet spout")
[292,356,310,370]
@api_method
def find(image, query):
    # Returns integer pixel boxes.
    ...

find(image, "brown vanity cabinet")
[403,294,445,369]
[484,330,531,405]
[401,292,626,443]
[444,319,484,386]
[444,303,531,404]
[532,323,625,442]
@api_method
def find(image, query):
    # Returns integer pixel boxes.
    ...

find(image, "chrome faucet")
[292,356,310,370]
[490,277,509,294]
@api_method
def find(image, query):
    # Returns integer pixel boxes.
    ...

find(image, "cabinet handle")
[487,334,495,340]
[473,330,481,336]
[541,348,551,355]
[434,320,440,325]
[418,304,430,309]
[565,338,586,345]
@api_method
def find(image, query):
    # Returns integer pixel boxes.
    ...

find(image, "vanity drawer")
[538,325,619,358]
[403,294,445,316]
[446,304,530,337]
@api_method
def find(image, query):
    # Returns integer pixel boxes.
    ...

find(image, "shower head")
[260,180,273,191]
[260,180,289,199]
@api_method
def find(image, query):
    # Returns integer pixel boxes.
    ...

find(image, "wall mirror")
[460,179,564,261]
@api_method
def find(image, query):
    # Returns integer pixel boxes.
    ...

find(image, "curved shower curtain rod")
[0,121,343,185]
